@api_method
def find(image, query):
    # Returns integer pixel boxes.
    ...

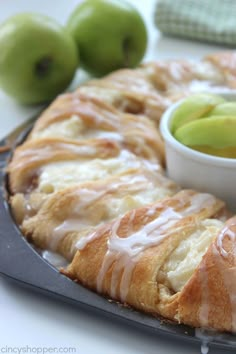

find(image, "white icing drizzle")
[221,266,236,332]
[51,188,108,250]
[59,143,98,156]
[213,253,236,331]
[108,208,182,258]
[51,219,89,251]
[35,114,124,142]
[42,250,68,269]
[201,343,209,354]
[169,62,184,81]
[53,220,88,239]
[114,256,136,301]
[20,142,98,157]
[53,173,154,251]
[76,228,103,250]
[145,208,156,217]
[95,208,180,301]
[33,115,84,140]
[194,61,225,83]
[195,327,236,352]
[91,131,123,141]
[95,192,216,300]
[212,220,236,332]
[216,223,236,258]
[14,143,99,171]
[38,149,160,193]
[127,209,136,234]
[76,192,215,251]
[97,208,180,300]
[181,193,215,216]
[198,259,210,328]
[14,146,52,170]
[189,80,235,94]
[195,328,211,354]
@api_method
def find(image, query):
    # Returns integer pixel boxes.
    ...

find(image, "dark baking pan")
[0,117,236,352]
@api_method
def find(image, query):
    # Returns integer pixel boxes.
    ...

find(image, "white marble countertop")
[0,1,231,353]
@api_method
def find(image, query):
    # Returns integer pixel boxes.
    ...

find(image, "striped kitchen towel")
[154,0,236,46]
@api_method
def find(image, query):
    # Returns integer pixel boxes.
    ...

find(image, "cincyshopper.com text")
[0,346,78,354]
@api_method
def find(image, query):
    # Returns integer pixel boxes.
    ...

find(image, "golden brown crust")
[8,138,121,193]
[75,52,236,125]
[204,52,236,88]
[79,67,172,122]
[29,92,165,164]
[66,190,226,313]
[17,169,179,260]
[175,217,236,332]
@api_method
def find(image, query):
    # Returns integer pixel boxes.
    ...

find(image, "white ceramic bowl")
[160,97,236,212]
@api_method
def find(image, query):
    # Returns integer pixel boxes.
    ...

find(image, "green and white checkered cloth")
[154,0,236,46]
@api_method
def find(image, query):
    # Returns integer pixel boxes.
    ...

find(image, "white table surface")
[0,1,232,353]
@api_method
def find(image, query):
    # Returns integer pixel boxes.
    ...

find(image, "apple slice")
[205,102,236,117]
[174,115,236,149]
[170,94,225,133]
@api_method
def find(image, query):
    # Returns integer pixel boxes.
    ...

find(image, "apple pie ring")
[7,51,236,333]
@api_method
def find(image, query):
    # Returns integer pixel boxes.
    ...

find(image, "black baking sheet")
[0,118,236,351]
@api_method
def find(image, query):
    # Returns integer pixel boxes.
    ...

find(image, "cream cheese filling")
[32,115,123,142]
[38,150,149,193]
[165,219,224,293]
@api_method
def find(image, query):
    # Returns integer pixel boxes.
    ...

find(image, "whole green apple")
[67,0,147,76]
[0,13,79,104]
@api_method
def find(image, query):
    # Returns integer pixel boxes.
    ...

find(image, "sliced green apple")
[174,115,236,149]
[205,102,236,117]
[171,94,225,134]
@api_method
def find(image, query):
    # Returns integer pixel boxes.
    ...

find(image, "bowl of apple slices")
[160,93,236,211]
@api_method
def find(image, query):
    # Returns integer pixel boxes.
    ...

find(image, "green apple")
[174,115,236,149]
[206,102,236,117]
[67,0,147,76]
[0,13,78,104]
[170,94,225,133]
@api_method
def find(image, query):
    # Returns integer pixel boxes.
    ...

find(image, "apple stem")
[123,38,131,67]
[35,57,52,78]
